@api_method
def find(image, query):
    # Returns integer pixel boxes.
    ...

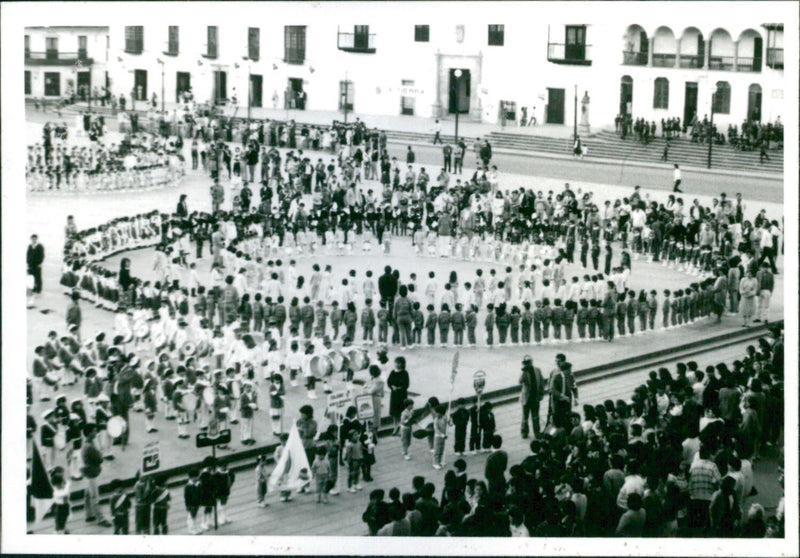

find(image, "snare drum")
[328,350,350,373]
[107,416,127,438]
[310,355,333,377]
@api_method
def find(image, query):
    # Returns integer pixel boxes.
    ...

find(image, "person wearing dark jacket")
[27,234,45,295]
[213,462,235,525]
[363,489,391,535]
[378,266,399,315]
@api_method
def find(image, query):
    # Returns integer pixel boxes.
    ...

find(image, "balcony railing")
[679,54,704,68]
[766,47,783,69]
[125,42,143,55]
[708,55,735,71]
[547,43,592,65]
[25,51,94,66]
[337,31,376,53]
[622,50,647,66]
[736,57,762,72]
[652,53,676,67]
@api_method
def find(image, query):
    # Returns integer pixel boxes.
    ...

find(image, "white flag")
[268,422,311,492]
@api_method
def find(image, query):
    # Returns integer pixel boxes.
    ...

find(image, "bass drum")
[107,416,127,438]
[348,349,370,371]
[309,355,333,377]
[195,340,210,357]
[328,350,350,373]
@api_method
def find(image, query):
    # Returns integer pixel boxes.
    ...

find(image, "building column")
[704,39,711,69]
[431,51,442,118]
[674,37,681,68]
[647,37,654,66]
[733,40,739,71]
[472,51,483,121]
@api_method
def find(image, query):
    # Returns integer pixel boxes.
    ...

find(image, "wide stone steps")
[490,129,783,174]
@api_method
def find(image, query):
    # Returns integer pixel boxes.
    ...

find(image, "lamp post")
[157,58,165,114]
[573,83,578,141]
[241,57,252,121]
[453,69,463,146]
[707,84,717,169]
[342,71,349,124]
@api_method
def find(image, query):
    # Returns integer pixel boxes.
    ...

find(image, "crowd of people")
[356,325,785,537]
[27,123,185,193]
[27,106,785,537]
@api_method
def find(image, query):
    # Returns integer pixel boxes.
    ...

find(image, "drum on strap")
[107,416,127,438]
[182,392,198,413]
[348,349,370,371]
[310,355,333,377]
[153,332,167,351]
[328,350,350,372]
[44,371,60,386]
[195,340,209,357]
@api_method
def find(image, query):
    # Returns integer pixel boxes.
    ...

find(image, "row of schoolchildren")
[28,165,183,193]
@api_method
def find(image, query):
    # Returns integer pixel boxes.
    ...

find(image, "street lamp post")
[707,84,717,169]
[342,71,349,124]
[453,69,463,147]
[241,57,252,121]
[156,58,165,114]
[573,84,578,141]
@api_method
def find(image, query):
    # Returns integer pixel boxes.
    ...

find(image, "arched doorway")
[619,76,633,116]
[747,84,762,122]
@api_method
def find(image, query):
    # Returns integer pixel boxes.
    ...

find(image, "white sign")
[142,441,160,472]
[355,394,374,420]
[327,389,352,411]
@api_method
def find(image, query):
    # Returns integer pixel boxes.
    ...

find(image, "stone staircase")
[50,100,782,175]
[489,129,783,175]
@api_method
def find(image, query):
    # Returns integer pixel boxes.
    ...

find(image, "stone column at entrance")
[432,51,443,118]
[579,91,591,135]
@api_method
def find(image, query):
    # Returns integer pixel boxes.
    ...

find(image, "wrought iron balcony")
[708,55,734,71]
[622,50,647,66]
[679,54,704,68]
[547,43,592,65]
[26,51,94,66]
[766,47,783,69]
[337,31,376,53]
[736,57,762,72]
[652,53,676,67]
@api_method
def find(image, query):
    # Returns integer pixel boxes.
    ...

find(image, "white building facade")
[101,3,787,130]
[24,26,109,100]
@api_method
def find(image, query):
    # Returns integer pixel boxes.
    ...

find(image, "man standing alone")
[519,356,545,439]
[27,234,45,301]
[672,164,682,193]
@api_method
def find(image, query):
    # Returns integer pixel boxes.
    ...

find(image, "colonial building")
[98,3,787,129]
[24,26,109,100]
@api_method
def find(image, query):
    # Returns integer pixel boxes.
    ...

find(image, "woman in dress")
[738,269,758,327]
[364,365,385,434]
[387,356,410,435]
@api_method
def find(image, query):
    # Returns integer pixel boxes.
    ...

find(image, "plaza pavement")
[22,141,785,483]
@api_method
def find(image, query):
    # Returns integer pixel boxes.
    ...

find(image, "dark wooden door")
[546,88,565,124]
[684,82,698,124]
[176,71,191,101]
[134,69,148,100]
[214,71,227,104]
[250,74,263,107]
[44,72,61,96]
[619,76,633,115]
[448,69,471,114]
[77,71,91,101]
[753,36,763,71]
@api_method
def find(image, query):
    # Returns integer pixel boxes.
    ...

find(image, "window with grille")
[46,37,59,60]
[247,27,260,61]
[167,26,179,55]
[713,81,731,114]
[207,26,218,58]
[414,25,430,42]
[25,71,31,94]
[284,26,306,64]
[78,36,88,59]
[25,35,30,57]
[653,77,669,109]
[339,80,354,111]
[488,24,504,46]
[354,25,370,49]
[125,26,143,54]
